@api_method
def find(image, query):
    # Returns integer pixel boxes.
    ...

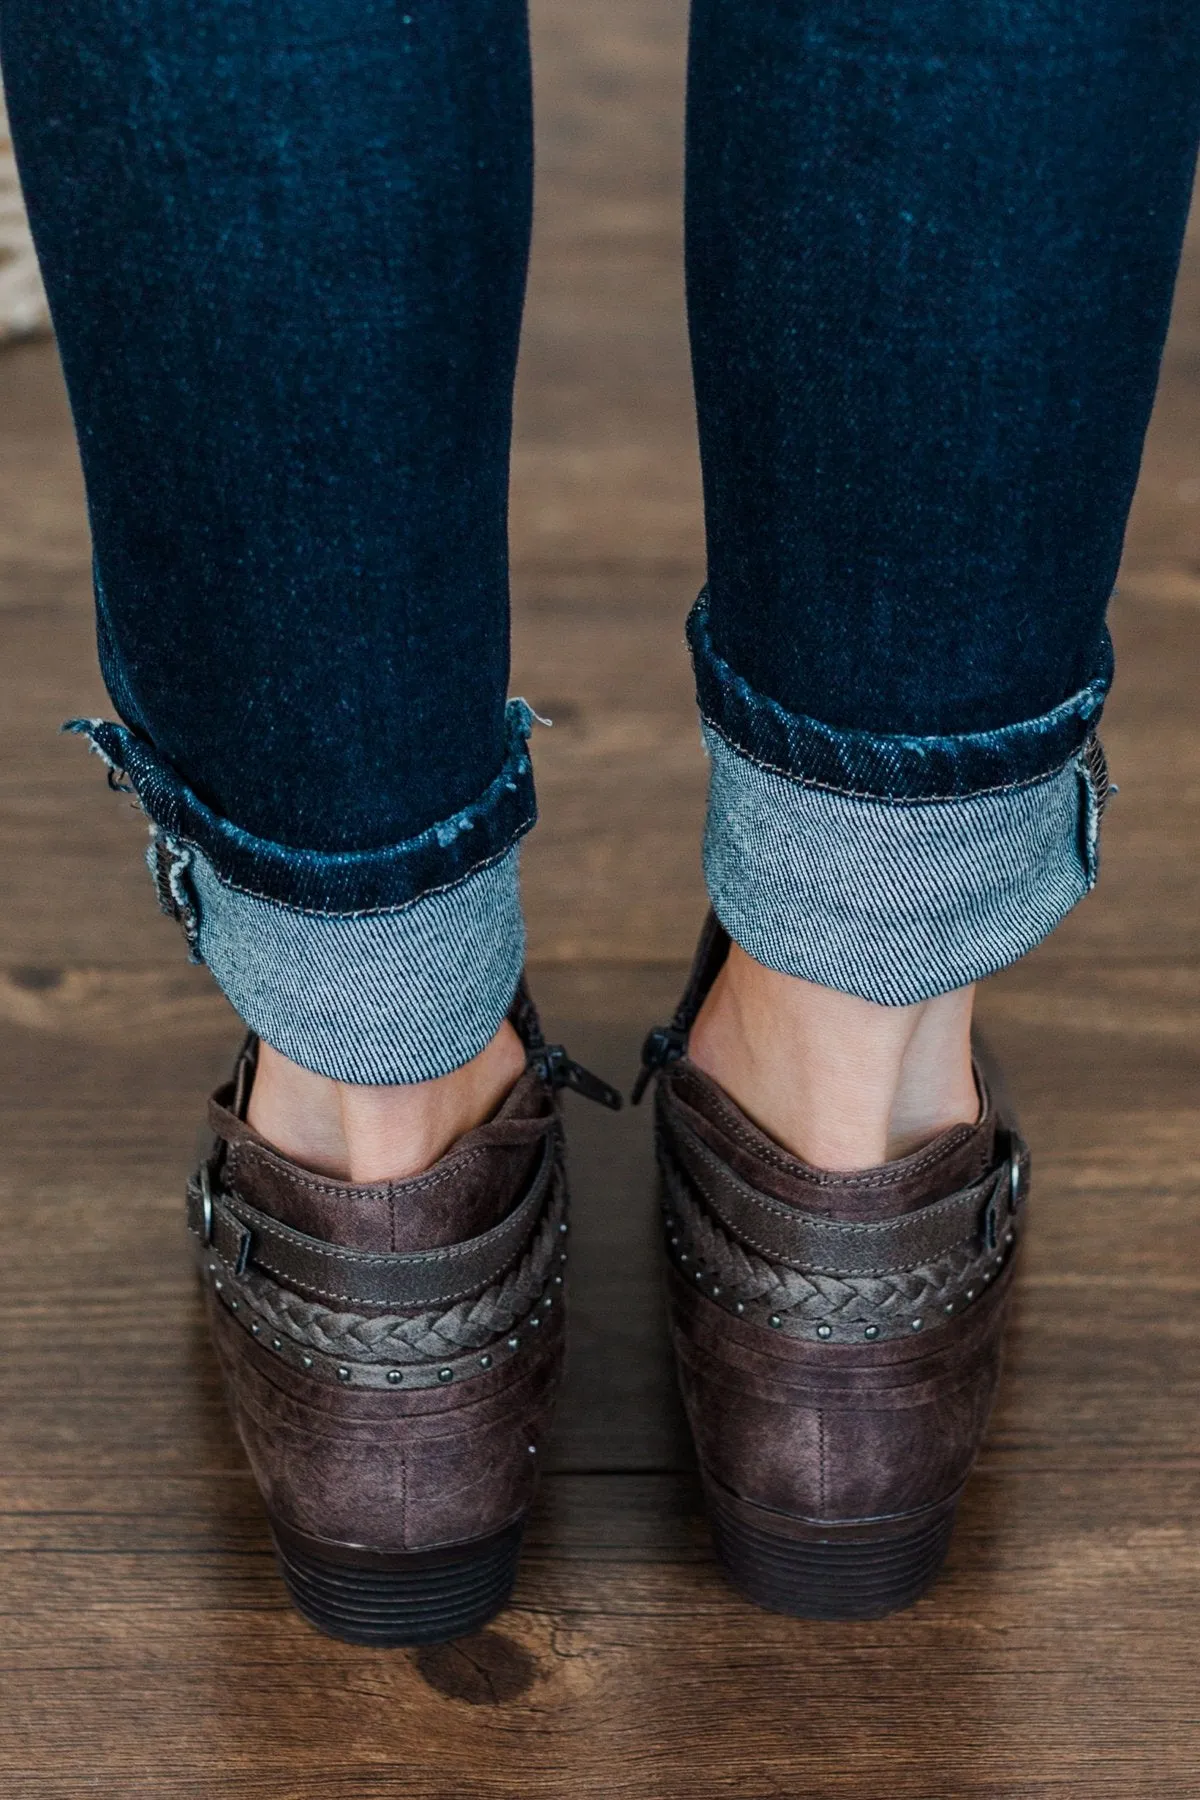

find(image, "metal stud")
[437,1367,454,1383]
[679,1253,689,1264]
[336,1366,351,1383]
[559,1251,568,1265]
[507,1335,520,1351]
[965,1288,975,1301]
[553,1275,563,1286]
[816,1323,832,1340]
[558,1221,568,1234]
[229,1299,239,1312]
[542,1294,553,1308]
[734,1301,746,1316]
[769,1314,783,1329]
[711,1285,721,1298]
[945,1302,955,1314]
[864,1324,879,1340]
[387,1369,403,1385]
[271,1337,282,1352]
[1004,1230,1014,1246]
[910,1318,923,1331]
[250,1322,261,1336]
[478,1354,492,1370]
[528,1444,537,1456]
[208,1261,217,1275]
[301,1354,313,1369]
[213,1278,223,1293]
[529,1314,541,1329]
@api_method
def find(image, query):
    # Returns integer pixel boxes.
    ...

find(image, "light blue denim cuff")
[181,844,525,1082]
[70,704,535,1083]
[701,724,1110,1005]
[690,584,1113,1003]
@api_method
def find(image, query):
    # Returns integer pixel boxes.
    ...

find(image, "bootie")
[188,984,620,1645]
[636,915,1028,1619]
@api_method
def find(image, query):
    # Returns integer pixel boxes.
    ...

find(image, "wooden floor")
[3,1,1200,1793]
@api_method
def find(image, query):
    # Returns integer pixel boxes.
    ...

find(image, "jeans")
[2,1,1197,1079]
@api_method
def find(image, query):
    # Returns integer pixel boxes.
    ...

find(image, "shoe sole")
[704,1475,958,1620]
[268,1513,525,1646]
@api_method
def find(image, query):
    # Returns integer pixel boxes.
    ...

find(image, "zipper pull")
[630,1023,687,1105]
[532,1044,624,1110]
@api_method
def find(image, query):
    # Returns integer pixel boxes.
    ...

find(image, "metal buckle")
[199,1163,214,1246]
[234,1227,253,1277]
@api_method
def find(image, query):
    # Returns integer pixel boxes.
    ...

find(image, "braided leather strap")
[193,1150,568,1389]
[658,1119,1028,1346]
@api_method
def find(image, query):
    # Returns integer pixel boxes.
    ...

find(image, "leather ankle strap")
[187,1131,559,1310]
[662,1102,1028,1278]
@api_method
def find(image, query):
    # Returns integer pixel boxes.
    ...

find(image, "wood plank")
[1,0,1200,1790]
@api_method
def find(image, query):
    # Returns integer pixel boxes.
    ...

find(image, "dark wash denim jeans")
[2,0,1198,1079]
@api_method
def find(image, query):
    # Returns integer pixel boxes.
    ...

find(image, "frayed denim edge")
[64,698,539,913]
[688,590,1112,801]
[70,712,532,1078]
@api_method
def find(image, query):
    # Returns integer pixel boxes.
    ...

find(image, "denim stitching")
[687,589,1110,801]
[186,835,517,918]
[67,699,538,913]
[699,713,1080,806]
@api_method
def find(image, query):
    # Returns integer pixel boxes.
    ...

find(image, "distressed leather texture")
[649,916,1030,1528]
[190,1023,568,1553]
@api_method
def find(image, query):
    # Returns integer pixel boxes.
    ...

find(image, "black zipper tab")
[630,1023,687,1105]
[531,1044,624,1110]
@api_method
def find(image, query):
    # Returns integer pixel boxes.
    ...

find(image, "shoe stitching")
[231,1144,498,1201]
[672,1123,999,1247]
[818,1410,827,1515]
[244,1254,519,1310]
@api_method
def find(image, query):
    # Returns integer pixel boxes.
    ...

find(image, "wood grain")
[1,0,1199,1791]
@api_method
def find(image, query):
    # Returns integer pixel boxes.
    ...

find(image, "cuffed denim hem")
[186,843,524,1082]
[68,702,537,1082]
[68,699,538,910]
[691,595,1114,1004]
[689,593,1111,799]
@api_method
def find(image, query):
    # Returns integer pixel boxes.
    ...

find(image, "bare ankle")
[244,1048,349,1176]
[887,985,979,1157]
[247,1020,527,1183]
[688,942,977,1171]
